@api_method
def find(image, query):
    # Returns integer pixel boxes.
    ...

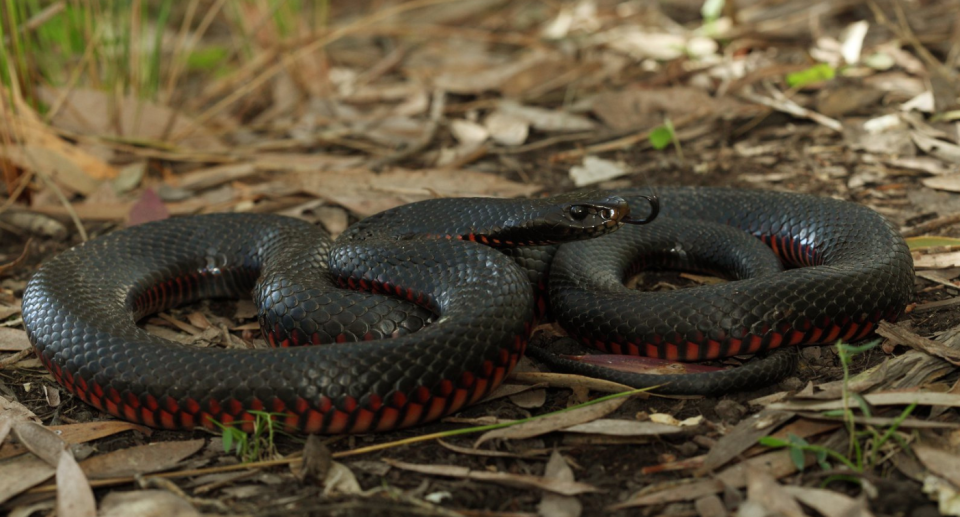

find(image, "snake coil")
[21,187,913,433]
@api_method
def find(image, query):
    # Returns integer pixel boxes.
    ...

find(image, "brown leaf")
[416,49,554,95]
[249,153,363,173]
[0,453,55,505]
[769,391,960,411]
[1,144,106,195]
[694,495,727,517]
[782,486,875,517]
[0,327,31,351]
[0,303,21,321]
[481,382,548,403]
[538,451,582,517]
[915,443,960,487]
[744,466,805,517]
[509,388,547,409]
[383,458,600,495]
[298,434,332,483]
[0,397,40,425]
[699,410,795,472]
[322,462,362,496]
[912,250,960,269]
[13,421,65,466]
[127,188,171,227]
[79,439,204,479]
[176,162,258,191]
[57,450,96,517]
[38,87,225,151]
[588,88,729,131]
[0,86,116,183]
[611,446,817,510]
[43,385,60,408]
[27,198,207,222]
[485,111,529,146]
[0,211,67,239]
[509,371,637,394]
[53,421,152,444]
[296,167,541,217]
[0,417,10,447]
[99,490,201,517]
[474,396,628,447]
[497,101,596,133]
[913,131,960,164]
[561,419,685,437]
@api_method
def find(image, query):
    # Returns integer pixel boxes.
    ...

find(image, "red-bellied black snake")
[21,187,914,433]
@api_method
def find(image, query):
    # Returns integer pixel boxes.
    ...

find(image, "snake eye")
[569,205,589,221]
[602,208,615,220]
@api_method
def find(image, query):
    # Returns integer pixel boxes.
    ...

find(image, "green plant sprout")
[211,410,289,463]
[649,117,684,160]
[760,340,917,487]
[785,63,836,88]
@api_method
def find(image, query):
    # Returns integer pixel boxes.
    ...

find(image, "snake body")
[21,187,914,433]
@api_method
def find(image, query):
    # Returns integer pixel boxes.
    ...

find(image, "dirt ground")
[3,1,960,516]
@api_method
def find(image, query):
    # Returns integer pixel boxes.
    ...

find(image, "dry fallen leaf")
[912,131,960,164]
[474,396,628,447]
[127,188,171,227]
[698,410,796,472]
[383,458,600,495]
[538,451,582,517]
[450,119,490,145]
[569,156,629,187]
[744,466,805,517]
[297,434,332,483]
[296,167,541,217]
[99,490,201,517]
[43,385,60,408]
[57,449,96,517]
[0,87,117,194]
[38,87,225,151]
[323,462,362,496]
[422,49,554,95]
[12,421,66,466]
[0,453,56,505]
[0,212,67,239]
[79,439,205,479]
[509,388,547,409]
[588,88,723,131]
[769,391,960,411]
[611,444,824,510]
[52,421,152,444]
[876,321,960,366]
[497,101,596,133]
[606,30,716,61]
[0,417,9,445]
[912,249,960,269]
[175,162,258,191]
[0,328,31,352]
[915,443,960,488]
[0,397,40,425]
[561,419,684,437]
[782,486,875,517]
[485,111,530,146]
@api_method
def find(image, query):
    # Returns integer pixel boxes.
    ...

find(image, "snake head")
[543,191,659,242]
[530,191,637,242]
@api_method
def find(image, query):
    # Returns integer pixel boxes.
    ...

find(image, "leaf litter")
[2,0,960,515]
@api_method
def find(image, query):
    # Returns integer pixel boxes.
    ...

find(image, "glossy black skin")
[549,187,914,365]
[19,186,915,432]
[21,191,629,433]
